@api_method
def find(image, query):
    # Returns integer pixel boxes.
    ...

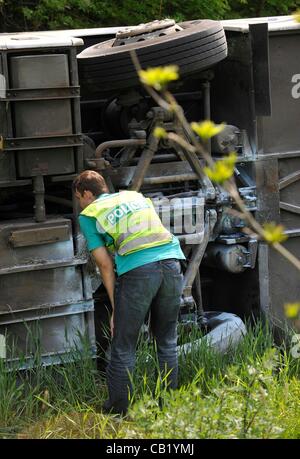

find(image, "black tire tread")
[78,19,228,95]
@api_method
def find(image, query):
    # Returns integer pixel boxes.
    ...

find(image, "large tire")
[177,312,246,356]
[77,20,227,96]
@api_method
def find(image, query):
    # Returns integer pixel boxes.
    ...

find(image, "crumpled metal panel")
[0,218,73,269]
[0,267,84,314]
[0,302,94,361]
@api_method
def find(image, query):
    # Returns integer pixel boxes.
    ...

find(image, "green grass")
[0,321,299,439]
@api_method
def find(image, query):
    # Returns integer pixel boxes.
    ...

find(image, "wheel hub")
[113,19,183,47]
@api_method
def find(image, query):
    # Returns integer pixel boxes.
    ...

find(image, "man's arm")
[91,246,116,335]
[78,215,116,334]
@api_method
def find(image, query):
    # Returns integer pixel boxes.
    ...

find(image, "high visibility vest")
[81,191,172,256]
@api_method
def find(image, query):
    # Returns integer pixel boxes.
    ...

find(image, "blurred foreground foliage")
[0,0,300,32]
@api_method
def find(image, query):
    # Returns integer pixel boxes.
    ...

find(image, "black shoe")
[102,399,127,416]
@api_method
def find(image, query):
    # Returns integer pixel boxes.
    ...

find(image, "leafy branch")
[130,49,300,275]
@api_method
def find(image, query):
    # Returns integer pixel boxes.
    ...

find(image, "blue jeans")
[106,258,183,413]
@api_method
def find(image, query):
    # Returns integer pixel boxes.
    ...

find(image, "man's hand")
[110,313,114,337]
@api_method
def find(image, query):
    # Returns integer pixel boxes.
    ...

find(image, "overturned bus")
[0,15,299,367]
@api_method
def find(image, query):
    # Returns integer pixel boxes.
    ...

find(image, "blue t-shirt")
[79,194,185,276]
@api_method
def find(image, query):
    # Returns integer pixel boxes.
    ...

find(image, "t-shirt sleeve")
[79,215,105,251]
